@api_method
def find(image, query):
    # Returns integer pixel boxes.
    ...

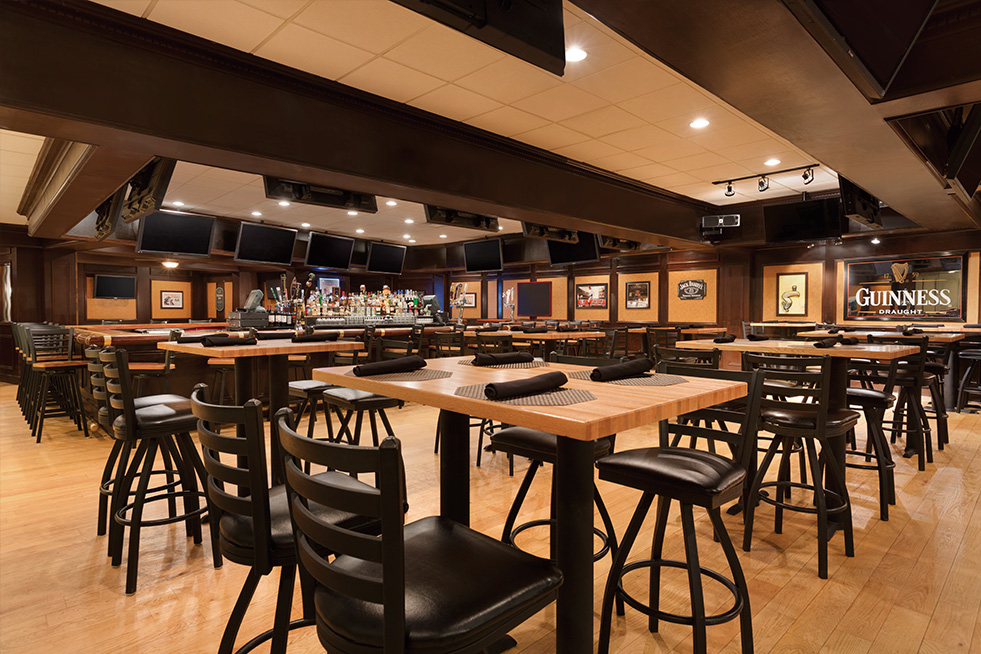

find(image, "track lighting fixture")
[758,175,769,192]
[724,181,735,197]
[712,163,820,194]
[871,236,881,245]
[802,167,814,185]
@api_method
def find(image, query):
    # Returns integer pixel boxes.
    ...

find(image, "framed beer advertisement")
[843,252,968,321]
[776,272,807,316]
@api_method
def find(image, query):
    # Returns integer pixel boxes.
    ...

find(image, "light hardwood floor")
[1,381,979,653]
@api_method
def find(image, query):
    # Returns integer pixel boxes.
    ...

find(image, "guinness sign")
[844,253,966,321]
[677,279,707,300]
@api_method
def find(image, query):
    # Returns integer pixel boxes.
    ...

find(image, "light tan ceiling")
[165,161,523,245]
[0,130,44,225]
[91,0,840,210]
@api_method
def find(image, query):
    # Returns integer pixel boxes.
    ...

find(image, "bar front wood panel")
[573,273,610,322]
[84,276,136,321]
[762,262,824,322]
[667,268,717,324]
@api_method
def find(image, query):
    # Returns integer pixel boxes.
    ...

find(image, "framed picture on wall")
[776,272,807,316]
[575,283,607,309]
[462,292,477,308]
[160,290,184,310]
[625,281,650,309]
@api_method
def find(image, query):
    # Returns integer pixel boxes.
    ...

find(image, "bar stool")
[956,349,981,412]
[321,348,401,447]
[845,358,898,521]
[868,335,933,471]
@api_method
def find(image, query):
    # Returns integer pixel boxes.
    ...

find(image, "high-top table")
[159,337,364,482]
[796,329,965,344]
[440,330,609,358]
[312,356,747,654]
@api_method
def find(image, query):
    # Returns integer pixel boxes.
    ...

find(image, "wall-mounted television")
[463,239,503,273]
[517,281,551,317]
[547,231,600,266]
[763,198,845,243]
[366,242,407,274]
[136,210,215,257]
[94,275,137,299]
[234,222,297,266]
[305,232,355,269]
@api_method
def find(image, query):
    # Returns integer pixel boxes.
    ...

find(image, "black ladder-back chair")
[276,411,563,654]
[129,331,177,396]
[646,326,681,354]
[741,321,764,339]
[596,367,763,654]
[476,331,514,353]
[922,339,952,449]
[741,353,859,579]
[407,323,424,355]
[19,324,88,442]
[654,345,721,369]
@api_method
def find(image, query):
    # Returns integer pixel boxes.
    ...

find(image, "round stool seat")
[761,407,860,436]
[490,426,611,464]
[960,349,981,360]
[847,387,895,409]
[289,379,333,394]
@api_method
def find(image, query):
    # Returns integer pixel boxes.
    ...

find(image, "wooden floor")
[1,380,979,653]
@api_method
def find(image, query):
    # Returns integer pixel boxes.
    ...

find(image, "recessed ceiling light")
[689,118,710,129]
[439,234,447,238]
[386,200,397,206]
[871,237,880,244]
[356,229,364,234]
[566,46,587,62]
[404,218,414,224]
[409,239,416,243]
[251,211,262,217]
[764,158,781,167]
[347,211,358,216]
[498,226,504,230]
[162,261,179,268]
[171,201,184,207]
[403,234,411,239]
[278,200,290,207]
[301,223,310,228]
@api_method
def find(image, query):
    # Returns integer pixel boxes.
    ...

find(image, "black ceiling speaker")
[424,205,499,232]
[598,235,641,251]
[521,222,579,243]
[263,176,378,213]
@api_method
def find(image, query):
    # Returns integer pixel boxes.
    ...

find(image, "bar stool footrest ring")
[508,518,610,563]
[616,559,744,627]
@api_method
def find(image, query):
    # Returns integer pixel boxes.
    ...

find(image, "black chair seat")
[490,426,611,464]
[847,387,895,409]
[895,370,937,387]
[323,387,399,409]
[924,361,948,375]
[761,407,860,435]
[289,379,333,394]
[314,516,562,653]
[112,396,196,435]
[596,447,744,508]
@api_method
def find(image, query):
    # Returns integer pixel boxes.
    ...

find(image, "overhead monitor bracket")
[120,157,176,223]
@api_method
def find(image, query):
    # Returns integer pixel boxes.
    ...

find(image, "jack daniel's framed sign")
[843,252,968,321]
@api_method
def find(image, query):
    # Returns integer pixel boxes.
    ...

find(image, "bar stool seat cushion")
[596,448,744,506]
[761,407,860,432]
[323,387,400,410]
[491,426,611,464]
[895,371,937,386]
[113,397,195,434]
[99,394,191,422]
[289,379,333,393]
[846,387,895,409]
[924,362,948,375]
[314,516,562,651]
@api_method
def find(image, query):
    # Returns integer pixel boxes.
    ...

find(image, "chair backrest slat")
[476,332,513,353]
[654,345,720,369]
[741,352,832,435]
[432,331,465,357]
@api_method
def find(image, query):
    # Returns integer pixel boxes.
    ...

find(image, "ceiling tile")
[551,140,623,162]
[617,163,678,181]
[741,150,813,170]
[339,59,444,102]
[409,85,502,121]
[254,23,373,80]
[646,172,701,188]
[0,130,45,154]
[662,151,730,171]
[620,83,718,124]
[633,139,707,162]
[560,22,635,81]
[237,0,308,20]
[293,0,431,54]
[689,124,769,151]
[572,57,678,104]
[514,124,590,151]
[464,106,551,137]
[670,182,732,203]
[559,105,646,138]
[599,124,676,151]
[512,85,609,122]
[716,138,791,162]
[148,0,284,52]
[655,105,747,138]
[455,57,563,104]
[91,0,151,17]
[685,162,754,183]
[383,24,505,82]
[0,150,41,168]
[588,151,650,172]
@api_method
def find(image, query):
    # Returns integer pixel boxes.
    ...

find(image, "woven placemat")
[566,370,690,386]
[345,369,452,382]
[458,358,549,369]
[454,384,596,406]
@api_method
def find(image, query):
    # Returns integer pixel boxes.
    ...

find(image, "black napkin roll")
[964,324,981,329]
[484,371,568,401]
[828,328,840,334]
[839,337,859,345]
[176,335,208,344]
[507,325,526,332]
[254,331,289,340]
[203,336,256,347]
[589,357,653,381]
[747,334,769,341]
[713,334,736,343]
[840,327,857,332]
[352,355,426,377]
[474,326,497,333]
[902,328,924,336]
[523,327,548,334]
[556,325,578,332]
[911,323,940,327]
[473,352,534,366]
[292,332,340,343]
[813,338,839,348]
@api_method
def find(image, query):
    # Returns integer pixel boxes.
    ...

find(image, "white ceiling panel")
[409,85,502,122]
[634,139,707,163]
[254,23,374,80]
[514,124,590,151]
[599,124,677,152]
[560,105,647,138]
[551,139,623,162]
[455,57,563,104]
[512,84,609,123]
[339,58,444,103]
[292,0,430,54]
[237,0,310,20]
[572,57,678,104]
[1,130,44,225]
[148,0,283,52]
[464,106,551,137]
[383,23,505,82]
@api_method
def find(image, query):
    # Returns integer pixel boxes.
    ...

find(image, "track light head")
[758,175,769,192]
[802,167,814,185]
[724,181,735,197]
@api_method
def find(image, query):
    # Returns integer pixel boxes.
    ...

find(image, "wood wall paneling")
[84,276,136,321]
[761,262,825,322]
[618,272,660,323]
[667,268,718,323]
[573,273,611,322]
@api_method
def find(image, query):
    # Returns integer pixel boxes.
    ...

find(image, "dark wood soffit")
[0,0,713,249]
[571,0,978,231]
[17,137,70,216]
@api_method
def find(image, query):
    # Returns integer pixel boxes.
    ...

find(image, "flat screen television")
[366,242,407,274]
[94,275,136,299]
[234,222,297,266]
[517,281,551,317]
[546,231,600,266]
[763,198,845,243]
[136,210,215,257]
[304,232,355,269]
[463,239,503,273]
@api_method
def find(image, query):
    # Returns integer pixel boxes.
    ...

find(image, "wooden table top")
[312,356,746,442]
[438,330,608,340]
[796,330,966,343]
[626,326,726,334]
[159,338,364,359]
[675,338,919,360]
[750,322,818,328]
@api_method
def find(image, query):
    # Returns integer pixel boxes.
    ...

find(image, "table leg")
[268,354,289,486]
[555,436,595,654]
[826,358,849,531]
[541,340,556,359]
[234,358,254,405]
[438,410,470,526]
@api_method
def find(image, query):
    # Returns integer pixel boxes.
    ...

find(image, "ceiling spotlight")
[171,201,184,207]
[758,175,769,192]
[871,236,881,244]
[301,222,311,228]
[834,237,843,246]
[162,261,179,268]
[278,200,290,207]
[689,118,710,129]
[724,181,735,197]
[251,211,262,217]
[403,234,411,239]
[347,211,358,216]
[802,167,814,185]
[806,243,816,249]
[566,46,587,62]
[439,234,447,238]
[764,158,781,167]
[498,225,504,230]
[409,239,416,243]
[404,219,414,224]
[386,200,397,206]
[356,228,364,234]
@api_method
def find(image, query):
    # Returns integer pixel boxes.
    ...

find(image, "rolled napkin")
[902,328,924,336]
[484,371,568,400]
[203,336,256,347]
[839,336,859,345]
[523,327,548,334]
[912,323,940,327]
[713,334,736,343]
[176,334,208,344]
[473,351,534,366]
[813,338,839,348]
[352,355,426,377]
[840,327,857,332]
[747,334,769,341]
[589,357,653,381]
[254,331,289,340]
[507,325,526,332]
[964,324,981,328]
[474,326,497,333]
[828,328,840,334]
[292,332,340,343]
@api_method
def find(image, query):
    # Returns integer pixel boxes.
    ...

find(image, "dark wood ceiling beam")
[572,0,979,231]
[0,0,713,249]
